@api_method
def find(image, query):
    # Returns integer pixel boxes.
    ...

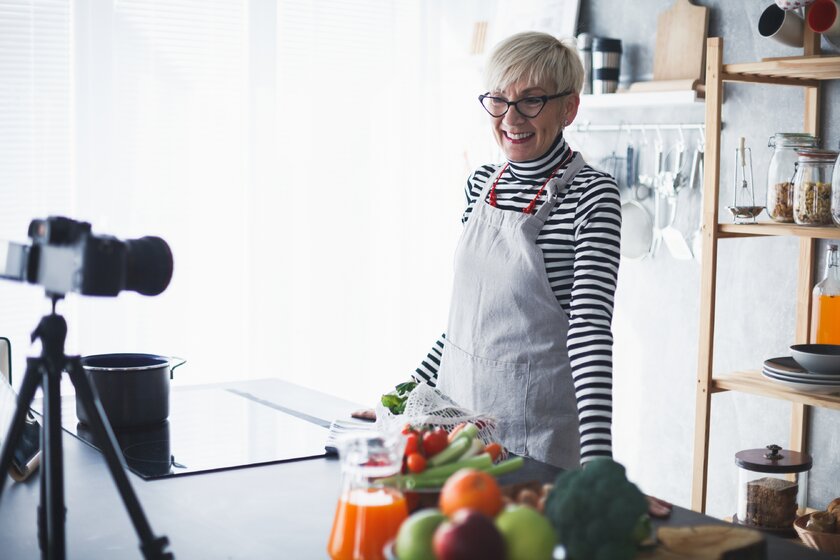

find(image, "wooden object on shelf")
[639,525,765,559]
[653,0,710,82]
[629,0,709,96]
[691,35,840,515]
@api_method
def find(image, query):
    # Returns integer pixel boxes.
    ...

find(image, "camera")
[0,216,173,297]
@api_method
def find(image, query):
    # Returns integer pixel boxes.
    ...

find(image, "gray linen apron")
[437,153,586,470]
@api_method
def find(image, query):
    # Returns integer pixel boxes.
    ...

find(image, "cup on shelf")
[807,0,840,47]
[775,0,816,9]
[591,37,622,94]
[759,3,805,47]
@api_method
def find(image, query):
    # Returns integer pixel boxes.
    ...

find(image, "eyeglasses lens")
[481,96,545,118]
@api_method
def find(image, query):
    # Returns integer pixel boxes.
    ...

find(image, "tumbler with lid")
[792,148,838,225]
[591,37,622,94]
[766,133,818,222]
[735,444,811,531]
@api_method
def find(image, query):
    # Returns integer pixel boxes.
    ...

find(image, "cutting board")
[653,0,709,83]
[639,525,766,560]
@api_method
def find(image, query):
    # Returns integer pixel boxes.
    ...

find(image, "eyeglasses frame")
[478,90,574,118]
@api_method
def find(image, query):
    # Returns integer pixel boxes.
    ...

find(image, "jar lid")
[795,148,839,162]
[735,444,812,473]
[768,132,818,148]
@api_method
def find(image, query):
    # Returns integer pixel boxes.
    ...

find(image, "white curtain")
[0,0,495,404]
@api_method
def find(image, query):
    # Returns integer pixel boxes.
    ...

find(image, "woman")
[413,31,620,472]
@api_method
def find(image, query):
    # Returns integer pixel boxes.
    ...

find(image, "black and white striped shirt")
[413,134,621,464]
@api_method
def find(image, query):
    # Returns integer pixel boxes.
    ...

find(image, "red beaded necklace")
[488,151,575,214]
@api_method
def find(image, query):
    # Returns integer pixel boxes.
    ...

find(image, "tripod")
[0,297,173,560]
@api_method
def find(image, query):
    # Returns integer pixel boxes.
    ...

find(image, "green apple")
[395,508,447,560]
[495,504,556,560]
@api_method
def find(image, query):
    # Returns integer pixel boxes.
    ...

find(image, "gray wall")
[575,0,840,518]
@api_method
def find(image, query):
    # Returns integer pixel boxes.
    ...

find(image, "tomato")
[484,442,503,463]
[405,432,420,456]
[422,428,449,458]
[406,452,427,473]
[401,424,413,435]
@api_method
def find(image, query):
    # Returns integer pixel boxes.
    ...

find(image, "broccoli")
[544,458,650,560]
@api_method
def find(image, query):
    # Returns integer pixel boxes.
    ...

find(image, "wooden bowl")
[794,512,840,554]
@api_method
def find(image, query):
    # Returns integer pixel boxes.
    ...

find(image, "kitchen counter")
[0,378,830,559]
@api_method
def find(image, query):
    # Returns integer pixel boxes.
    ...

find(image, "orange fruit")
[439,468,504,518]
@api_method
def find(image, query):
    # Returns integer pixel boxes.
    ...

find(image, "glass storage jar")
[792,149,838,226]
[735,444,811,532]
[833,149,840,225]
[767,133,818,223]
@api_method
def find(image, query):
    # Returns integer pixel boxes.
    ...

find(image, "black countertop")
[0,378,830,559]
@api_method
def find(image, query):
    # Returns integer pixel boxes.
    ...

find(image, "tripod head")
[30,296,67,370]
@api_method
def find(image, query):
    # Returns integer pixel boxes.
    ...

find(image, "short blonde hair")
[484,31,584,95]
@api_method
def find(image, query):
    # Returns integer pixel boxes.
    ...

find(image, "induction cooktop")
[51,386,330,479]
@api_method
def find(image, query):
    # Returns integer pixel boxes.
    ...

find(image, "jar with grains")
[792,149,837,226]
[767,133,818,223]
[833,150,840,226]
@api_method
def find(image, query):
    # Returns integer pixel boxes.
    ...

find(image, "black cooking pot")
[76,353,186,429]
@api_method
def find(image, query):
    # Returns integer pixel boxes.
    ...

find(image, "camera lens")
[124,237,173,296]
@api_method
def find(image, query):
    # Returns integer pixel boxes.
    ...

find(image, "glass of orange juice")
[327,431,407,560]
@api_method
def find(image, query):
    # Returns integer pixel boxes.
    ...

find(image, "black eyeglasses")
[478,90,573,118]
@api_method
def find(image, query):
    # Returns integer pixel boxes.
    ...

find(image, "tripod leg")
[43,354,67,560]
[65,358,173,560]
[0,358,45,498]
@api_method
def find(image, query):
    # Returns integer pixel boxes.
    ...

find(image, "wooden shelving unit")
[691,30,840,513]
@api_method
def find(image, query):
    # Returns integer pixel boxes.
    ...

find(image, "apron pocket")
[437,340,529,455]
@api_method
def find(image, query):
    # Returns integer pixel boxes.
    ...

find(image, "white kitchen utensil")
[661,136,694,260]
[621,199,654,260]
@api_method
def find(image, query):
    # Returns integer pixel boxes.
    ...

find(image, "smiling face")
[489,79,578,163]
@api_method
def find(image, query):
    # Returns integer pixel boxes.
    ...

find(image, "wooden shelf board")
[712,370,840,411]
[717,222,840,240]
[579,89,703,109]
[722,56,840,83]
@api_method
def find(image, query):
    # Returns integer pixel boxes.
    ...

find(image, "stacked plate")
[763,347,840,394]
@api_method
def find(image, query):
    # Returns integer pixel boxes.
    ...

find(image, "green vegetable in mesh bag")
[544,458,650,560]
[380,381,417,415]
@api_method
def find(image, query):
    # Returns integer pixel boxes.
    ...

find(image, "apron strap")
[477,165,507,205]
[534,152,586,221]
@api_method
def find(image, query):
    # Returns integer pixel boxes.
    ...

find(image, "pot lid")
[735,444,812,474]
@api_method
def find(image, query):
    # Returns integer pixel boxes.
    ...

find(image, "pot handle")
[168,356,187,380]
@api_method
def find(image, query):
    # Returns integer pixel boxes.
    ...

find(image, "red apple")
[432,509,505,560]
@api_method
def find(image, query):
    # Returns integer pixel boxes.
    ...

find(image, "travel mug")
[591,37,622,94]
[576,33,593,95]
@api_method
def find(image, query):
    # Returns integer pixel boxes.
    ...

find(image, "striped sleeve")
[413,334,445,386]
[568,174,622,464]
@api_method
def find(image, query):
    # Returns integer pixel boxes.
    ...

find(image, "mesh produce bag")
[375,383,505,455]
